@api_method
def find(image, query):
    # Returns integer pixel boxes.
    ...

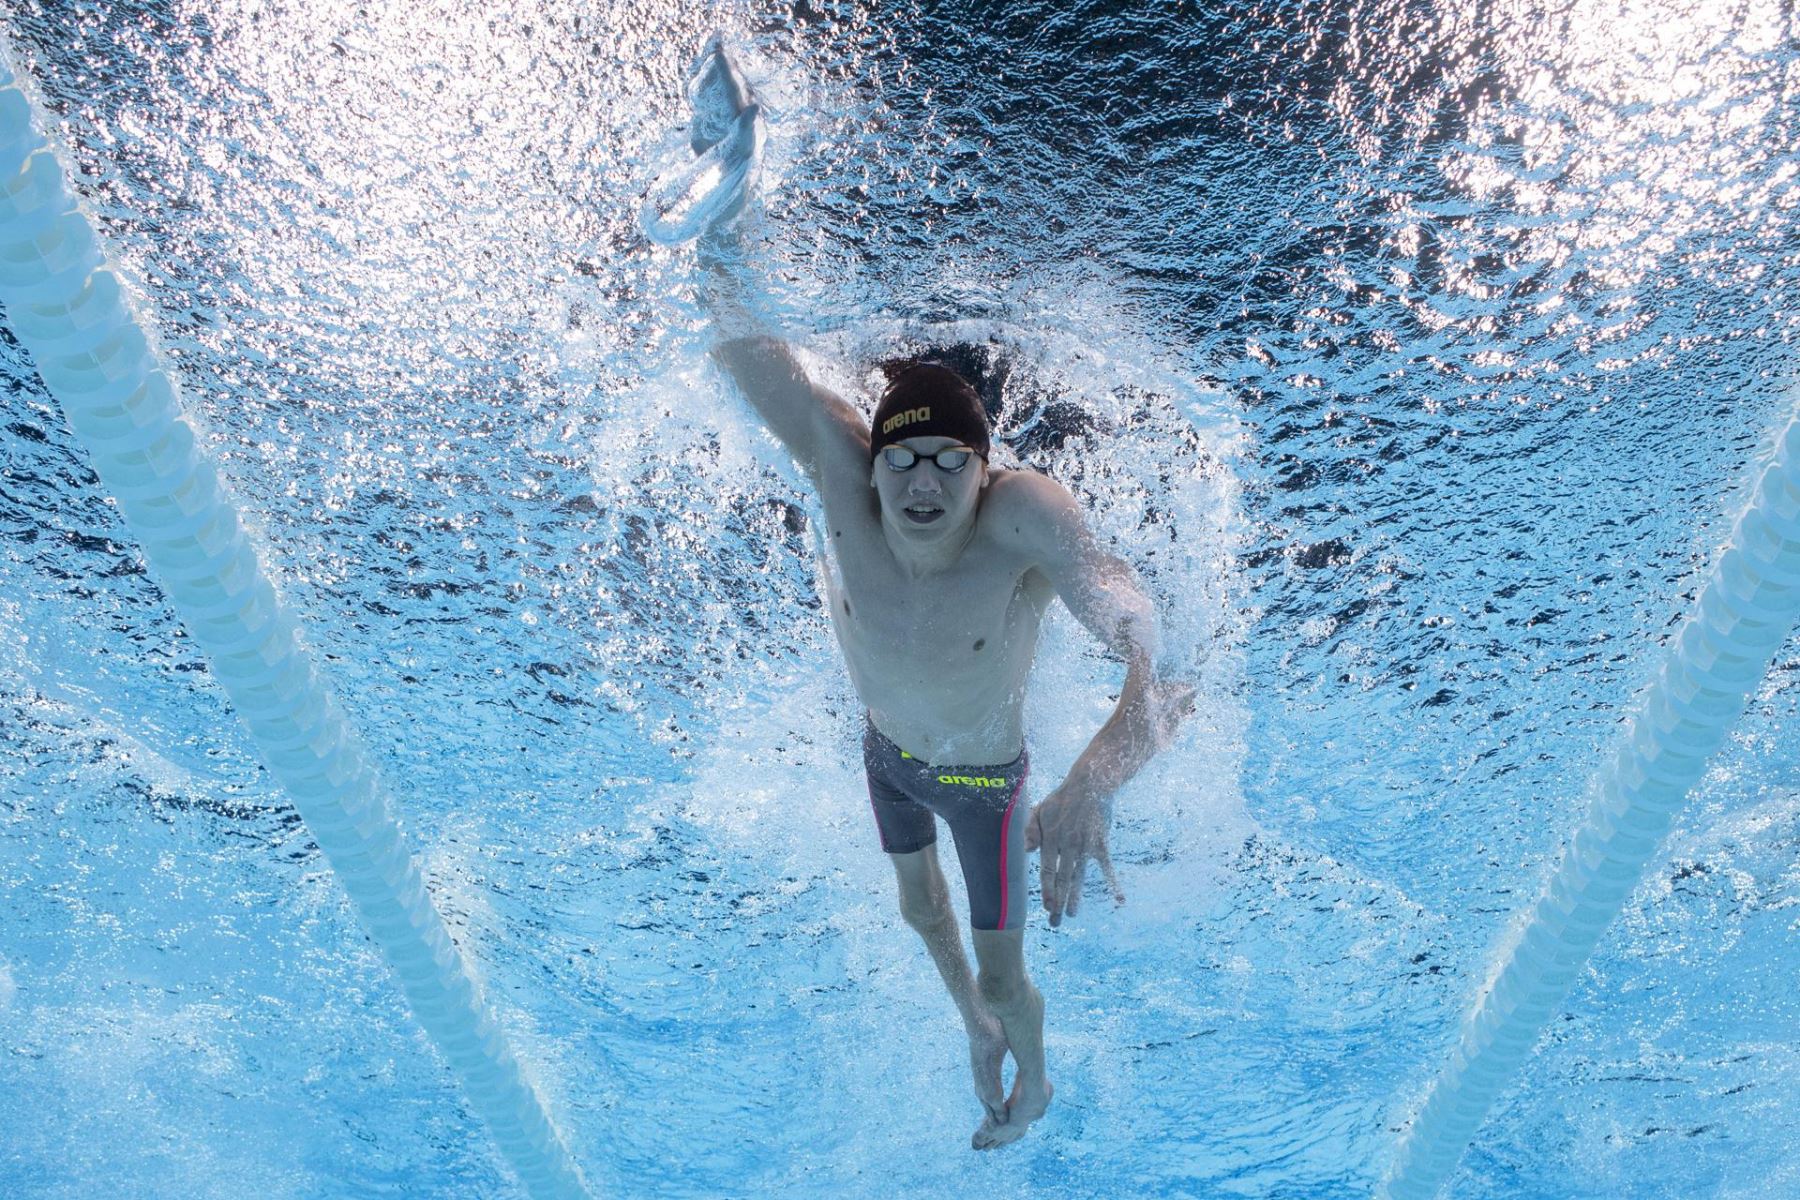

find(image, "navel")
[843,599,852,616]
[973,638,985,652]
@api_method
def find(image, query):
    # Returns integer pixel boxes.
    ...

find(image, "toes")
[973,1117,1024,1149]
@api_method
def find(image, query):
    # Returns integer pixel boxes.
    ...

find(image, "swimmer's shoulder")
[979,467,1083,560]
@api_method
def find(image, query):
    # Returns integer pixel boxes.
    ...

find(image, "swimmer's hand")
[1025,677,1196,927]
[640,37,763,246]
[686,32,755,155]
[1025,780,1122,929]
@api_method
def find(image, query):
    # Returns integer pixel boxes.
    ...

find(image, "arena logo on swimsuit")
[882,406,930,434]
[938,774,1009,788]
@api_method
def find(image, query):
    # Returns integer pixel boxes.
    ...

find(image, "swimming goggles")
[880,444,983,473]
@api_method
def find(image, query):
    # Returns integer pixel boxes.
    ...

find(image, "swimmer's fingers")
[1037,814,1075,927]
[1047,847,1080,928]
[1095,835,1125,907]
[1039,835,1062,925]
[1064,854,1087,920]
[1067,827,1126,921]
[1024,804,1043,854]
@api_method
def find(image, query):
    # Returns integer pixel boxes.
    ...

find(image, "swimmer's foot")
[971,1076,1054,1150]
[967,1010,1008,1125]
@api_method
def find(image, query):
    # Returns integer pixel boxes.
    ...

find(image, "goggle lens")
[882,445,975,473]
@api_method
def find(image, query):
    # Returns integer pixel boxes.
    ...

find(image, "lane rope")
[0,43,592,1200]
[1380,408,1800,1198]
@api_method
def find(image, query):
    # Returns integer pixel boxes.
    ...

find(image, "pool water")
[3,1,1798,1197]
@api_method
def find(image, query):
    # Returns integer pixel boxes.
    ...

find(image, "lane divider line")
[0,44,592,1200]
[1380,409,1800,1199]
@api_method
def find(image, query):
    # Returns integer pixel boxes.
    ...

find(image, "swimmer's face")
[870,435,990,539]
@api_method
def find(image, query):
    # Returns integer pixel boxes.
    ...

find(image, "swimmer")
[675,38,1195,1150]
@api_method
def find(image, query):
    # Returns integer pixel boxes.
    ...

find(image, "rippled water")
[3,1,1799,1197]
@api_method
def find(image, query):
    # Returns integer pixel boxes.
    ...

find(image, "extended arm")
[664,39,867,489]
[699,231,868,487]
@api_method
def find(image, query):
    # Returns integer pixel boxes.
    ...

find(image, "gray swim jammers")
[862,720,1030,931]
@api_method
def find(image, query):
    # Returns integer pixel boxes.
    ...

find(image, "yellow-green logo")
[882,406,931,435]
[938,774,1008,788]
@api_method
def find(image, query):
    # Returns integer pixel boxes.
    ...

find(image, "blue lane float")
[0,47,592,1200]
[1381,412,1800,1198]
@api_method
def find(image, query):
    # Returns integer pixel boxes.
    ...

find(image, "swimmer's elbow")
[1077,584,1156,669]
[718,331,780,354]
[1119,601,1160,671]
[711,334,803,409]
[712,332,784,373]
[1095,570,1158,670]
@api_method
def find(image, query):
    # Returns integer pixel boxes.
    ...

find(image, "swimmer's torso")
[818,469,1055,765]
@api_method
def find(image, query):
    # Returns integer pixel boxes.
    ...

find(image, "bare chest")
[836,567,1018,665]
[824,532,1050,708]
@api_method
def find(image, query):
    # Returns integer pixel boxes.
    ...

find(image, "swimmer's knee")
[898,885,947,929]
[977,964,1028,1008]
[891,847,950,927]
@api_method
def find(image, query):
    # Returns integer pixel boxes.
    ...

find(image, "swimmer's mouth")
[903,504,944,524]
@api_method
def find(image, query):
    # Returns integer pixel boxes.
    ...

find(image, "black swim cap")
[870,362,990,462]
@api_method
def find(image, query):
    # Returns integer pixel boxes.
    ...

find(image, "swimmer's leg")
[889,845,1009,1125]
[968,927,1053,1149]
